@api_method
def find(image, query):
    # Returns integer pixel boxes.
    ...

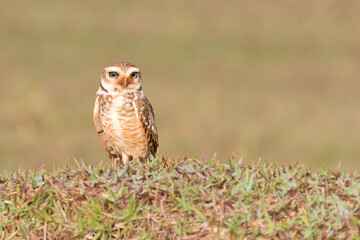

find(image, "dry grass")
[1,157,360,239]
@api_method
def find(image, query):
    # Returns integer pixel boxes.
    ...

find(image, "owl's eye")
[109,72,119,78]
[130,72,139,79]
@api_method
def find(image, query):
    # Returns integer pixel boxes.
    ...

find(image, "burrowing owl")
[93,62,158,165]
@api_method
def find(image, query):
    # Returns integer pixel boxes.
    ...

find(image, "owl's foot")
[109,153,121,168]
[121,154,134,164]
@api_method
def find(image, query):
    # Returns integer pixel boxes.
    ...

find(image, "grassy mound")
[0,157,359,239]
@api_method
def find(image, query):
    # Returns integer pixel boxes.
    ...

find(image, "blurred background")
[1,0,360,171]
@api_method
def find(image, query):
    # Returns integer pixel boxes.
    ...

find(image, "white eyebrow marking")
[106,67,121,72]
[127,67,140,74]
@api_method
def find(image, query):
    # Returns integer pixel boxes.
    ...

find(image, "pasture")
[1,157,359,239]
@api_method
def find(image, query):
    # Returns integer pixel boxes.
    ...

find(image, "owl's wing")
[133,96,159,156]
[93,96,122,163]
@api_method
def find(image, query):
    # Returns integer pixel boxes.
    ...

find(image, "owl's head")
[100,62,142,92]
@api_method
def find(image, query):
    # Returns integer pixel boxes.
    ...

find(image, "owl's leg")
[121,154,130,164]
[108,147,122,167]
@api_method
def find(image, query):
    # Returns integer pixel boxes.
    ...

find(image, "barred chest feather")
[97,91,149,158]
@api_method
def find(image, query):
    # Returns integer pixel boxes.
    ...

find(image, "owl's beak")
[118,78,128,88]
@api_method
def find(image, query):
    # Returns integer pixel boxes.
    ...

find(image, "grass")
[1,156,360,239]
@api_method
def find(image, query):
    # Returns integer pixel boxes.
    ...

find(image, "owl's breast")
[98,93,149,157]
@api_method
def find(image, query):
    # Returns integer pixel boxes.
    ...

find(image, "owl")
[93,62,158,165]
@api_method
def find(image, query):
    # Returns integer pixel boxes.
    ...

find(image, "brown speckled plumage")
[93,62,158,165]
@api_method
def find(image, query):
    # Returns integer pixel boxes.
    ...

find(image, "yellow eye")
[109,72,119,78]
[130,72,139,79]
